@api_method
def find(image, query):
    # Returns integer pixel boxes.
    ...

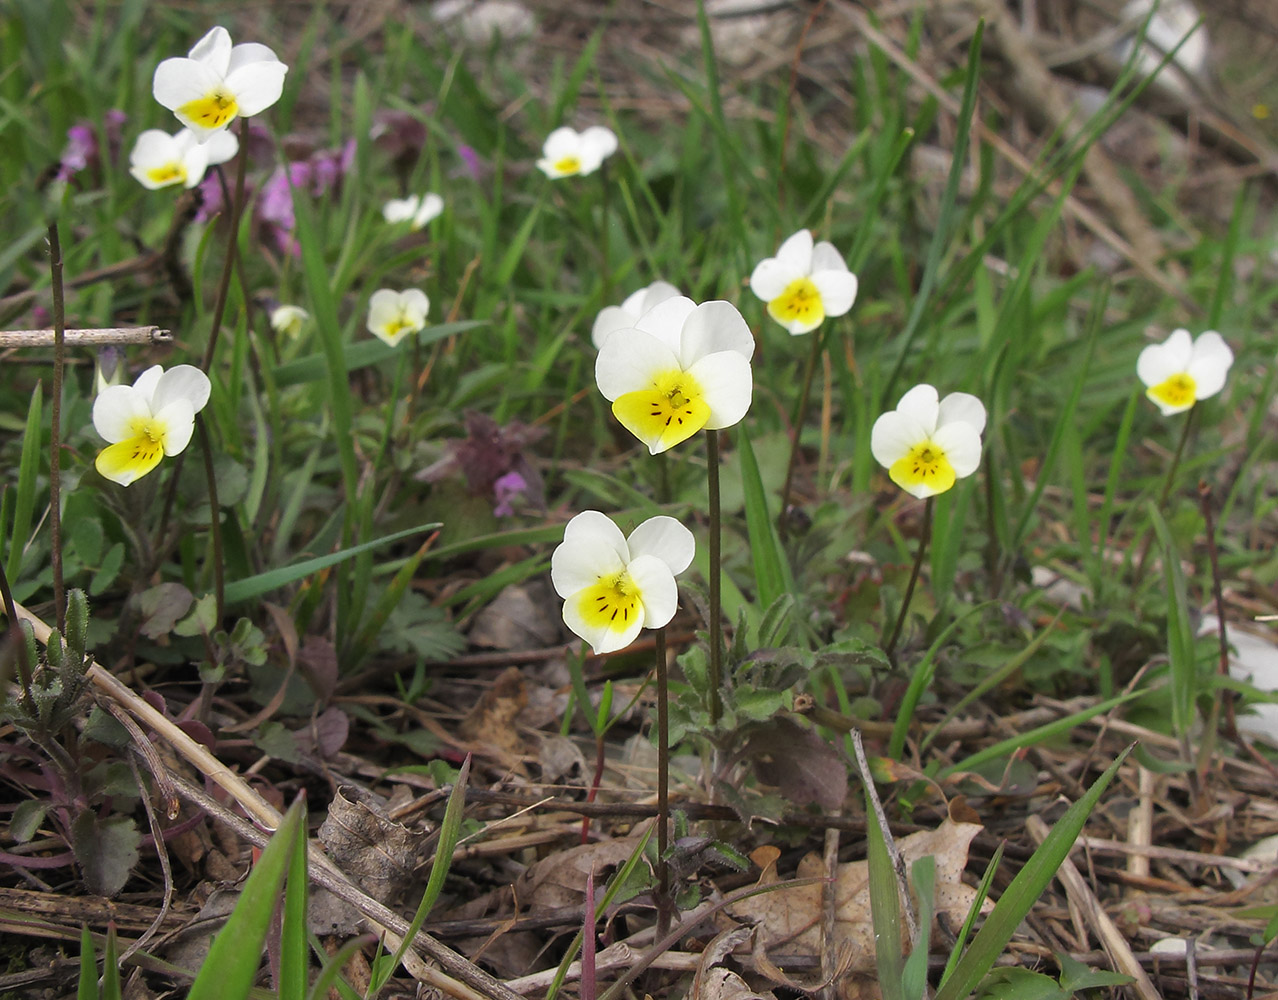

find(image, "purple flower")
[457,144,483,180]
[493,471,528,517]
[417,411,545,515]
[193,173,224,223]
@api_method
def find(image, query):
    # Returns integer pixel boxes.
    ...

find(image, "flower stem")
[598,163,611,304]
[47,222,66,633]
[706,429,722,726]
[1135,404,1197,578]
[778,328,824,539]
[654,625,671,937]
[885,496,933,662]
[196,415,224,621]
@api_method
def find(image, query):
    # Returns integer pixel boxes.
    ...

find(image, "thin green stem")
[654,626,671,937]
[599,163,611,303]
[885,496,933,662]
[196,416,224,621]
[778,328,824,538]
[1135,404,1197,578]
[706,429,722,726]
[47,223,66,633]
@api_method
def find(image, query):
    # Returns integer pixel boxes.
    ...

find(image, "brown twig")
[0,327,172,348]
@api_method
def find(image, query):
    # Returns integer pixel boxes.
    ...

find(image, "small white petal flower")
[93,364,212,486]
[536,125,618,178]
[870,384,986,499]
[551,510,694,654]
[591,280,681,349]
[383,192,445,230]
[1136,328,1234,416]
[595,296,754,454]
[749,228,858,335]
[270,304,309,339]
[152,26,288,142]
[128,128,238,190]
[367,289,430,347]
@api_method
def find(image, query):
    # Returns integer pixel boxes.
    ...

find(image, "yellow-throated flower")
[128,127,238,189]
[1136,328,1233,416]
[367,289,429,347]
[537,125,617,179]
[749,229,857,335]
[93,364,212,486]
[591,280,681,349]
[383,193,444,230]
[153,26,288,141]
[551,510,694,654]
[871,384,986,499]
[594,296,754,454]
[270,304,309,339]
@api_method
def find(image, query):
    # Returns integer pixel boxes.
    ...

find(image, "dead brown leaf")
[317,786,419,904]
[459,666,528,761]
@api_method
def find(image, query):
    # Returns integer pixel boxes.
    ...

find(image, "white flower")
[595,296,754,454]
[536,126,617,179]
[1136,328,1233,416]
[152,26,288,142]
[870,384,986,499]
[128,127,238,189]
[367,289,430,347]
[749,229,858,335]
[270,304,309,339]
[383,193,444,230]
[93,365,212,486]
[591,280,681,349]
[551,511,694,654]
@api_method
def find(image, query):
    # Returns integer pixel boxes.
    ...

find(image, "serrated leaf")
[10,800,48,843]
[72,813,140,897]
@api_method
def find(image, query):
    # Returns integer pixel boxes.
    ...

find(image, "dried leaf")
[459,666,528,760]
[515,838,642,913]
[299,635,338,701]
[468,582,562,651]
[740,717,848,811]
[318,787,419,904]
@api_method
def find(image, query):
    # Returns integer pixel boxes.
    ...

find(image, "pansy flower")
[595,296,754,454]
[383,193,444,230]
[153,26,288,141]
[129,127,238,190]
[93,365,212,486]
[270,304,309,339]
[551,511,694,654]
[1136,329,1233,416]
[591,280,681,349]
[871,384,986,499]
[749,229,857,335]
[367,289,429,347]
[537,125,617,179]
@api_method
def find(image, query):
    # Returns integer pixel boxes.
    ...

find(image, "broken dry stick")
[0,327,172,347]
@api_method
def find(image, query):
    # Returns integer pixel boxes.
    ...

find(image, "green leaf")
[933,744,1134,1000]
[1148,503,1198,738]
[223,523,440,604]
[280,795,311,1000]
[101,924,121,1000]
[71,813,140,897]
[10,799,48,843]
[867,806,905,1000]
[187,798,306,1000]
[77,925,98,1000]
[736,424,792,608]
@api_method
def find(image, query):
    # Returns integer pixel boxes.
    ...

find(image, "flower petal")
[189,27,232,72]
[1136,329,1193,387]
[628,554,678,629]
[1186,331,1233,400]
[412,192,444,228]
[152,57,222,113]
[541,127,579,161]
[399,288,430,322]
[810,269,858,320]
[634,295,697,355]
[595,329,681,401]
[775,229,814,273]
[932,420,983,479]
[677,301,755,367]
[154,398,196,456]
[562,587,643,654]
[626,516,694,576]
[749,256,803,301]
[871,409,928,468]
[686,351,753,430]
[894,384,941,435]
[383,196,418,223]
[591,305,635,350]
[151,365,212,415]
[95,437,165,487]
[810,240,848,274]
[226,41,283,74]
[93,385,150,443]
[132,365,164,404]
[936,391,986,436]
[224,59,288,117]
[367,289,402,330]
[551,511,629,596]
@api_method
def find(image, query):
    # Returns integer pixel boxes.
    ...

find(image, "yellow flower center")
[1147,372,1197,411]
[179,87,239,130]
[612,368,711,453]
[575,572,642,633]
[889,439,956,495]
[95,416,169,486]
[553,155,582,176]
[768,277,825,332]
[145,161,188,187]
